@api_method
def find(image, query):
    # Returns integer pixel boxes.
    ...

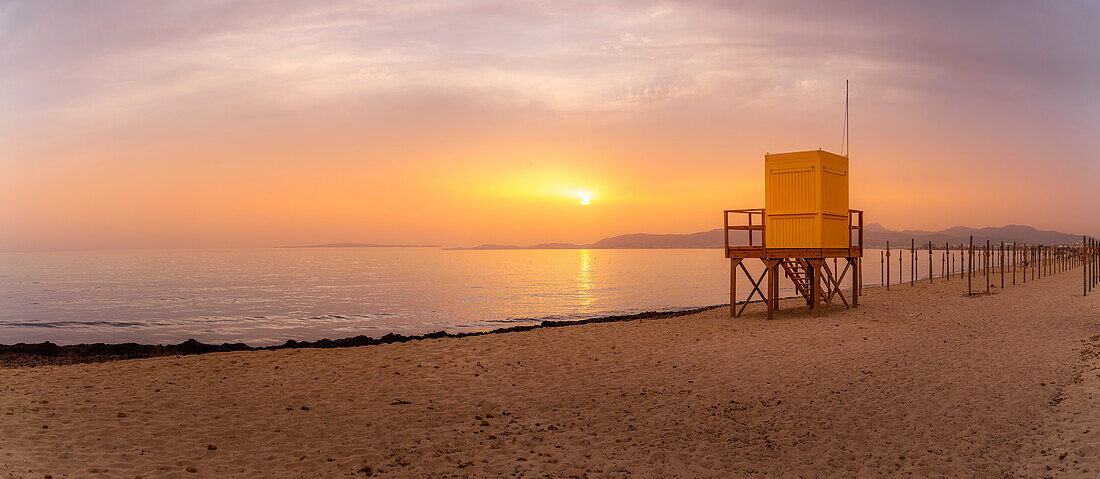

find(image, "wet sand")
[2,269,1097,478]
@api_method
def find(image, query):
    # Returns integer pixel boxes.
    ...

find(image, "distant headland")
[278,243,440,249]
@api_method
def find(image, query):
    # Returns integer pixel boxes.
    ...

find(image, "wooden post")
[910,238,915,286]
[968,235,973,296]
[1000,241,1004,288]
[723,211,729,258]
[928,241,933,284]
[946,242,951,281]
[880,250,884,287]
[985,240,990,294]
[960,243,965,280]
[886,241,890,290]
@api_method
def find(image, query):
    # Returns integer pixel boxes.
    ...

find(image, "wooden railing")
[848,209,864,254]
[723,209,765,257]
[723,208,864,257]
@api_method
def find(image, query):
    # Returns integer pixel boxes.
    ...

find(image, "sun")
[579,194,591,206]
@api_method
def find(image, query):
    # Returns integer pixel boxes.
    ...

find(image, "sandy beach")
[2,270,1097,478]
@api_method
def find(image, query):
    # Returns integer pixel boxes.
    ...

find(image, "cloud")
[5,0,1097,133]
[2,0,1099,249]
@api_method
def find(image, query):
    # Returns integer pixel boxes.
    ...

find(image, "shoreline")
[1,293,818,367]
[0,304,730,368]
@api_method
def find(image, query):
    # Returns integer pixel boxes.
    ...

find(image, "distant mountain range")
[279,243,440,248]
[451,224,1082,250]
[861,223,1082,248]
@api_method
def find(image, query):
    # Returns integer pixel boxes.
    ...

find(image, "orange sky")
[1,1,1098,251]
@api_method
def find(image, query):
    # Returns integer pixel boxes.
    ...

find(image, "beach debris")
[391,398,411,405]
[206,444,217,450]
[300,405,310,411]
[185,466,197,473]
[117,412,127,417]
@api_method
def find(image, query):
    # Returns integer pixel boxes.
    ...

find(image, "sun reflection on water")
[576,249,594,312]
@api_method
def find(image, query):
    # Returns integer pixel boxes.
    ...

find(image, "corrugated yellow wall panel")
[766,167,814,213]
[821,214,849,248]
[766,214,817,248]
[822,168,848,215]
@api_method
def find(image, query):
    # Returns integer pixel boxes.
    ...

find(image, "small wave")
[0,320,146,329]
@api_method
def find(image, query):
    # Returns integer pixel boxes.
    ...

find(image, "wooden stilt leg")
[729,258,741,317]
[772,262,781,312]
[762,259,780,320]
[850,257,859,308]
[810,260,822,318]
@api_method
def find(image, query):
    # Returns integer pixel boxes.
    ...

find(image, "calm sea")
[0,247,940,346]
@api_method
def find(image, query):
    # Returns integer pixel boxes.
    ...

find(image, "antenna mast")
[841,80,849,157]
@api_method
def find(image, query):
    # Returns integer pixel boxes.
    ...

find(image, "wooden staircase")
[779,258,826,305]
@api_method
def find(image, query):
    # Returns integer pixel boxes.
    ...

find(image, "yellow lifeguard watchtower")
[724,150,863,318]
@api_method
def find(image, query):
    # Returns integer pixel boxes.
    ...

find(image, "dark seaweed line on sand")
[0,304,728,368]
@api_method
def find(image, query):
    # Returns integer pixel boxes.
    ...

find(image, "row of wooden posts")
[877,235,1099,296]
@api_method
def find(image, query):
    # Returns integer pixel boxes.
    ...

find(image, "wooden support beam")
[736,261,769,317]
[821,260,851,313]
